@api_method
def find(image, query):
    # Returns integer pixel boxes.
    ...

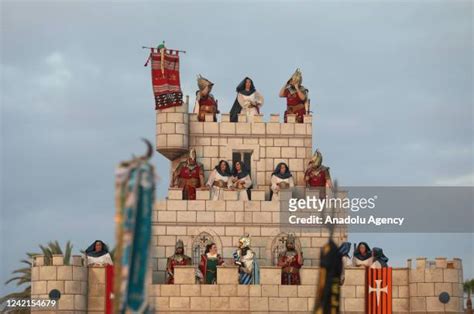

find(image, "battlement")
[30,254,109,313]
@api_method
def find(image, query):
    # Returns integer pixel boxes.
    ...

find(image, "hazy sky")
[1,0,472,295]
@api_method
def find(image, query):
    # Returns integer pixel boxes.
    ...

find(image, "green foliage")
[0,241,74,310]
[464,279,474,294]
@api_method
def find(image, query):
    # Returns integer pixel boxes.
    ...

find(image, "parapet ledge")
[407,257,462,269]
[33,254,84,267]
[188,112,312,124]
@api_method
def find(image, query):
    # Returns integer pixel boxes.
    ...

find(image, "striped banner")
[366,267,392,314]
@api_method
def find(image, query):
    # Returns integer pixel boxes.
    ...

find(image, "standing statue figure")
[166,239,192,284]
[304,150,333,198]
[279,68,309,123]
[232,235,260,284]
[277,234,303,285]
[230,77,264,122]
[194,75,219,122]
[171,148,205,200]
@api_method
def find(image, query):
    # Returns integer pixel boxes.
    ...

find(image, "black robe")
[230,77,256,122]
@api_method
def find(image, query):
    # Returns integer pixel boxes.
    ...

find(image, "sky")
[1,0,473,296]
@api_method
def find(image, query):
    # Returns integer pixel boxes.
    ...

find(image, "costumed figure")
[207,160,232,200]
[166,239,192,284]
[338,242,352,285]
[277,234,303,285]
[171,148,205,200]
[270,162,295,201]
[85,240,113,266]
[194,75,219,122]
[232,235,260,284]
[279,68,309,123]
[231,161,252,200]
[352,242,373,267]
[230,77,264,122]
[370,247,389,269]
[197,243,225,284]
[305,149,332,191]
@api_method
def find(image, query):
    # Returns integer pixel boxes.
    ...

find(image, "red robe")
[278,252,303,285]
[283,89,306,123]
[305,166,330,187]
[177,162,203,200]
[166,254,192,284]
[198,95,218,122]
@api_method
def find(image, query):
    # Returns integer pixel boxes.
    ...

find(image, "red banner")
[105,264,114,314]
[150,49,183,110]
[366,267,392,314]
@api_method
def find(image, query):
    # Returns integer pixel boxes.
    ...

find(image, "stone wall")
[31,254,88,313]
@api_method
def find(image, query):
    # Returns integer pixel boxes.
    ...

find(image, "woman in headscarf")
[230,77,264,122]
[85,240,113,267]
[231,161,252,200]
[197,243,225,284]
[338,242,352,285]
[270,162,295,201]
[352,242,373,267]
[370,247,389,269]
[207,160,232,200]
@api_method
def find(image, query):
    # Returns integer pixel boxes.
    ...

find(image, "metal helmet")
[310,149,323,168]
[290,68,303,85]
[286,233,296,246]
[189,148,197,161]
[239,234,251,248]
[176,239,184,249]
[197,74,214,91]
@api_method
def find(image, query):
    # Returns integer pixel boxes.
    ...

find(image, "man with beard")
[171,148,205,200]
[232,235,260,284]
[166,239,192,284]
[277,234,303,285]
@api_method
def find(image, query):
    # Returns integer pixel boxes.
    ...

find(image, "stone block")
[251,189,266,201]
[259,267,281,285]
[303,115,312,123]
[444,296,461,312]
[167,189,183,200]
[238,114,247,122]
[206,200,225,210]
[281,123,295,135]
[177,211,196,222]
[56,266,73,281]
[249,297,269,311]
[392,298,409,312]
[161,284,181,296]
[180,284,201,297]
[341,285,356,298]
[236,123,251,134]
[215,212,235,223]
[252,212,272,223]
[201,285,220,296]
[190,296,210,311]
[253,114,264,122]
[443,269,459,282]
[261,284,279,297]
[88,283,105,296]
[341,268,365,286]
[426,296,444,311]
[249,285,261,296]
[74,295,86,310]
[158,211,176,222]
[409,268,425,282]
[229,296,249,310]
[289,138,304,147]
[47,280,64,293]
[392,268,408,285]
[167,199,188,211]
[344,297,365,312]
[280,285,298,297]
[269,297,288,311]
[58,294,75,310]
[88,267,106,284]
[434,257,447,268]
[32,281,47,294]
[170,296,190,309]
[217,266,239,284]
[417,282,434,296]
[220,122,235,134]
[425,268,443,282]
[34,256,45,266]
[267,147,281,158]
[52,255,64,266]
[295,123,306,135]
[415,257,427,268]
[410,296,426,311]
[39,266,57,280]
[289,158,304,171]
[270,114,280,122]
[168,134,184,147]
[281,147,296,158]
[187,200,205,211]
[288,297,308,311]
[196,211,214,223]
[261,200,280,211]
[297,285,316,297]
[223,189,238,200]
[219,284,238,296]
[174,266,196,284]
[31,267,39,281]
[252,123,265,134]
[266,123,281,135]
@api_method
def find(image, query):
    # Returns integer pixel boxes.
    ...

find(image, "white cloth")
[270,175,294,201]
[231,174,252,201]
[370,260,383,269]
[237,91,263,120]
[87,253,113,266]
[207,169,232,200]
[352,256,373,267]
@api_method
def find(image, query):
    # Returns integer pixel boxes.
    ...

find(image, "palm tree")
[0,241,73,313]
[465,279,474,313]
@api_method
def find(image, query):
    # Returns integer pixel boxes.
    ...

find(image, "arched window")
[192,232,214,266]
[271,233,301,265]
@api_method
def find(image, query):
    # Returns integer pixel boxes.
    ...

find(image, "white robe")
[237,91,264,120]
[231,174,252,201]
[87,253,113,266]
[270,175,295,201]
[207,169,232,200]
[352,256,373,267]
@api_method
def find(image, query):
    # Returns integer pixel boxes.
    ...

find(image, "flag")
[366,267,392,314]
[314,239,342,314]
[148,49,183,110]
[105,265,114,314]
[114,140,155,313]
